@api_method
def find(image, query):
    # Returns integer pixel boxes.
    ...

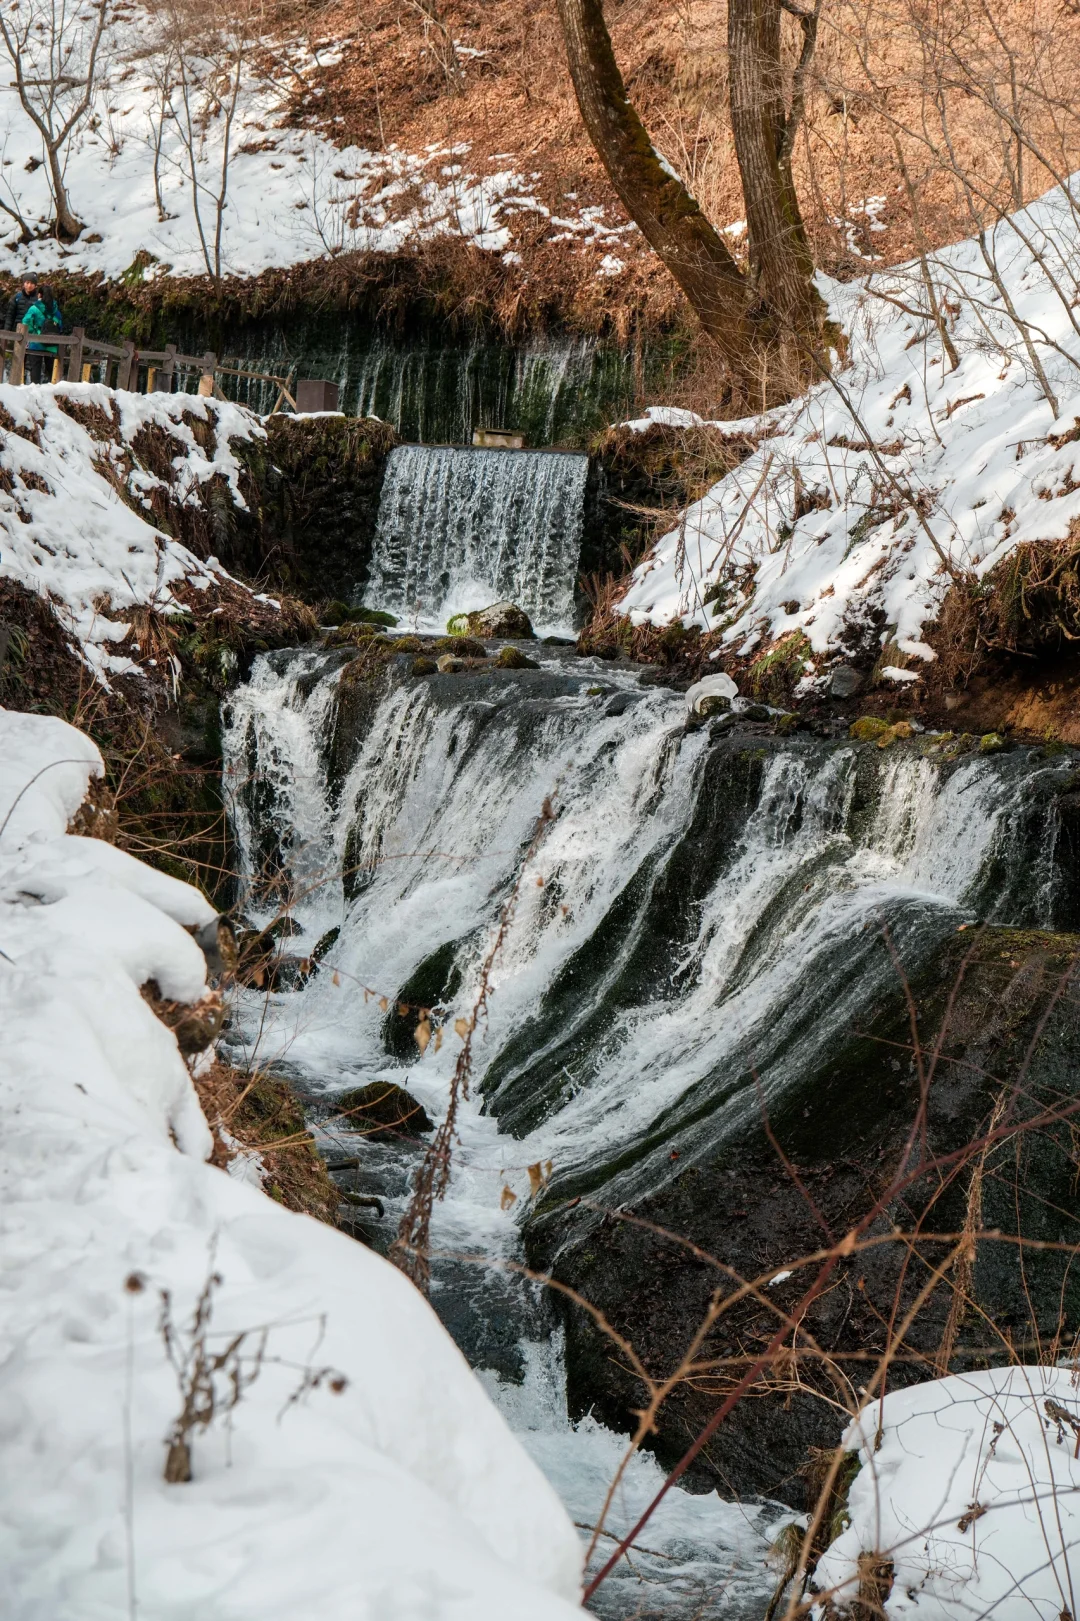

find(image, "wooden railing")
[0,323,298,411]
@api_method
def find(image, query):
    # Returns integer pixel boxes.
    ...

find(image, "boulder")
[448,602,535,640]
[494,645,539,670]
[526,926,1080,1505]
[434,636,487,659]
[828,664,865,699]
[331,1082,434,1140]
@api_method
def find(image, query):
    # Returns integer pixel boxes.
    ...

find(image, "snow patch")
[814,1366,1080,1621]
[0,705,584,1619]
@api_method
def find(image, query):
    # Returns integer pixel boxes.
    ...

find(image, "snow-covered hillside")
[0,384,262,682]
[0,6,633,281]
[622,183,1080,683]
[0,705,584,1619]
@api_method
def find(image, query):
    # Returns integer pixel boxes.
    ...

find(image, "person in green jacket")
[22,285,63,384]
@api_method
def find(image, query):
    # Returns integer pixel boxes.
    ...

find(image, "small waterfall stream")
[366,445,589,633]
[222,647,1079,1616]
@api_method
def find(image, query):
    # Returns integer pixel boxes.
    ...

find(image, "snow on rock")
[620,181,1080,666]
[813,1366,1080,1621]
[622,404,725,433]
[0,706,584,1619]
[686,672,739,712]
[0,384,261,682]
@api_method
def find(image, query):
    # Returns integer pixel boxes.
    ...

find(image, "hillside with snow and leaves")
[620,181,1080,686]
[0,2,637,285]
[0,385,267,680]
[0,705,585,1619]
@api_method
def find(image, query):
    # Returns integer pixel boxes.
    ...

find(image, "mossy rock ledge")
[524,925,1080,1505]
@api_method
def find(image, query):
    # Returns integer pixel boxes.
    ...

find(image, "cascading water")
[365,445,588,633]
[171,311,649,445]
[222,648,1079,1615]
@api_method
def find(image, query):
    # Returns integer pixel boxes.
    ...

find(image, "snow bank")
[0,705,584,1619]
[814,1366,1080,1621]
[0,384,261,682]
[0,10,634,282]
[622,182,1080,666]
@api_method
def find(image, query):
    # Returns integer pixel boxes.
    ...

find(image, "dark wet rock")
[741,703,772,722]
[828,664,865,699]
[266,953,316,992]
[332,1082,434,1140]
[312,926,340,962]
[383,941,464,1059]
[604,693,636,718]
[525,926,1080,1506]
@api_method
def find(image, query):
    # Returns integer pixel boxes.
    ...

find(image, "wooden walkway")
[0,322,297,410]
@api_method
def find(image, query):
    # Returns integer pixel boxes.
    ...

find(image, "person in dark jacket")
[23,284,62,383]
[6,275,38,334]
[6,274,39,382]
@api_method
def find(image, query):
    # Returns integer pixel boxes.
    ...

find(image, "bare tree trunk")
[0,0,108,242]
[557,0,823,396]
[728,0,819,332]
[555,0,756,378]
[44,142,81,239]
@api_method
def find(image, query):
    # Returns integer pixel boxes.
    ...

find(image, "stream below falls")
[220,639,1080,1618]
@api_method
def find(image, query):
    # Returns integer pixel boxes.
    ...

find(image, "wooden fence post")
[117,339,137,391]
[67,326,84,383]
[162,343,176,393]
[197,350,217,397]
[11,323,27,386]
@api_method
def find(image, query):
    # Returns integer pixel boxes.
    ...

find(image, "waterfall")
[365,445,588,633]
[170,309,641,446]
[223,652,1076,1204]
[222,650,1080,1613]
